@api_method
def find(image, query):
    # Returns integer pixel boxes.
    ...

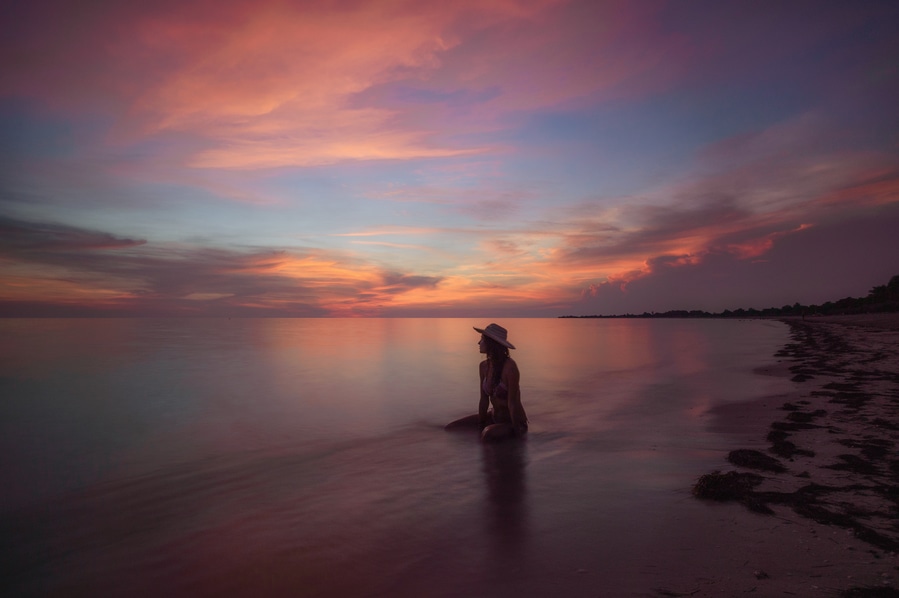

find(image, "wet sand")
[682,314,899,597]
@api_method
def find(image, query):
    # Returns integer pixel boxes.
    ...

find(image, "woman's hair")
[482,335,510,385]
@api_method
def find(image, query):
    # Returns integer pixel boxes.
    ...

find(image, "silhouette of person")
[445,323,528,442]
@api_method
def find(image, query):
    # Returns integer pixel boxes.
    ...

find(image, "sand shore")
[681,314,899,597]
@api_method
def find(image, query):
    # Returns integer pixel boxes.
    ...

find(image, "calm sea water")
[0,318,793,597]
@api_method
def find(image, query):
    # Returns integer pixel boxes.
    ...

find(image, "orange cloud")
[0,272,132,304]
[0,215,460,316]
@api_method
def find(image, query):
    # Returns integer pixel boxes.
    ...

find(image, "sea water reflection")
[0,317,794,596]
[482,441,528,553]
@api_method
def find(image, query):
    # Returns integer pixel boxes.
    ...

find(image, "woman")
[445,323,528,441]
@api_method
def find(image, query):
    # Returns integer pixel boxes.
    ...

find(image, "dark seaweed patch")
[841,587,899,598]
[770,421,821,432]
[825,454,881,476]
[838,438,894,461]
[727,449,786,473]
[786,409,827,423]
[692,471,772,514]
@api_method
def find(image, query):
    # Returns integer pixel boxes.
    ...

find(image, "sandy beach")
[680,314,899,597]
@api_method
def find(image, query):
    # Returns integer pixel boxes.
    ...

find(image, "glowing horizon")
[2,0,898,316]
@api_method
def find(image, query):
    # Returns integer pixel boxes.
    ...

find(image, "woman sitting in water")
[445,323,528,441]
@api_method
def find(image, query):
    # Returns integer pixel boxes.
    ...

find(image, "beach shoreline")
[681,314,899,596]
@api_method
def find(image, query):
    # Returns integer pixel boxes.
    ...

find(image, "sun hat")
[473,323,516,350]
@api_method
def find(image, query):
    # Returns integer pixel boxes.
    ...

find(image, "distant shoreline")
[560,312,899,331]
[559,309,898,321]
[561,276,899,320]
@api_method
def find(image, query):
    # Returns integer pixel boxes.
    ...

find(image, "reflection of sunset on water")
[0,316,800,596]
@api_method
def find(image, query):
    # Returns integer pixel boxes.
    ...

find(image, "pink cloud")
[4,0,574,167]
[2,0,698,169]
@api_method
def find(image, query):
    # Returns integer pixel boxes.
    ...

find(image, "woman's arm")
[478,360,490,428]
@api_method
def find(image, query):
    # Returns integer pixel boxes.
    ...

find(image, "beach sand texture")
[684,314,899,597]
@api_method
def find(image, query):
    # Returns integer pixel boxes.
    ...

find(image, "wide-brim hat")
[473,323,515,350]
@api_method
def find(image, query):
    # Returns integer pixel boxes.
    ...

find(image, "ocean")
[0,318,794,596]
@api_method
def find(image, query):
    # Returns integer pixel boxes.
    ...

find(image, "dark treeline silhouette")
[561,275,899,319]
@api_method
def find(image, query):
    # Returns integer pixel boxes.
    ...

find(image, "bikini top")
[482,361,508,401]
[483,376,508,400]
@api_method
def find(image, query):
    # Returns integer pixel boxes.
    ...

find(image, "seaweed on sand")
[693,316,899,560]
[826,454,881,476]
[841,587,899,597]
[727,449,787,473]
[692,471,773,514]
[786,409,827,423]
[767,429,815,459]
[694,473,899,550]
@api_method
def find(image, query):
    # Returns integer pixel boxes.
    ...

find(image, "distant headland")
[561,275,899,319]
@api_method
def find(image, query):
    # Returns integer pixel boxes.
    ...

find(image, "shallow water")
[0,318,793,596]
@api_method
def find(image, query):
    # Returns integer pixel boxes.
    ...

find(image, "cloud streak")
[0,215,447,316]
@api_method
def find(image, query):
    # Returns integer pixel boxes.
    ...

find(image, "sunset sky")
[2,0,898,317]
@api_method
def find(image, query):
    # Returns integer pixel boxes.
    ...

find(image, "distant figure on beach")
[445,323,528,441]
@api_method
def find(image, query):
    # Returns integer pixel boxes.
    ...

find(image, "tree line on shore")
[561,275,899,319]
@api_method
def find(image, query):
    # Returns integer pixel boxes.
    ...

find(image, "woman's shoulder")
[502,357,519,374]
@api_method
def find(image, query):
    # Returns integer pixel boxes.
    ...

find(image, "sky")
[1,0,898,317]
